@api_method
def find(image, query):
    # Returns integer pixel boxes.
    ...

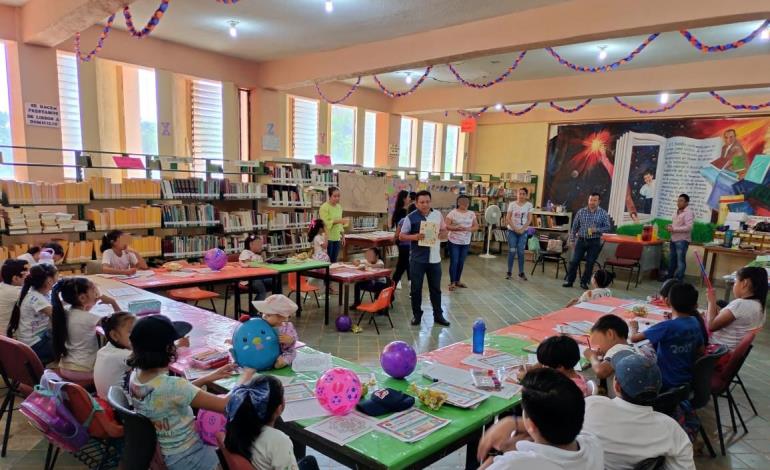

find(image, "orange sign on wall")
[461,118,477,133]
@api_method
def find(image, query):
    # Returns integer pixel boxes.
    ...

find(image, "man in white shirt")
[0,259,28,335]
[477,368,604,470]
[583,354,695,470]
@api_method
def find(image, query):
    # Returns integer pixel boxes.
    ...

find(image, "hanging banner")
[25,103,60,128]
[460,118,476,133]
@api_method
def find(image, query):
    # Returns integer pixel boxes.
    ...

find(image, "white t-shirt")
[446,209,476,245]
[0,283,21,336]
[400,209,446,264]
[101,249,137,270]
[16,288,51,346]
[17,253,37,266]
[710,298,765,351]
[507,202,533,231]
[94,343,132,399]
[59,308,101,372]
[486,432,603,470]
[578,288,612,303]
[239,249,263,264]
[583,396,694,470]
[249,426,298,470]
[312,234,330,261]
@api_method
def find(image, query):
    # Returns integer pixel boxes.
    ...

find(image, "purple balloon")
[204,248,227,271]
[527,227,536,236]
[335,315,352,332]
[380,340,417,379]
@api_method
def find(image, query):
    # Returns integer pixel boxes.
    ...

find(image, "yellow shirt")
[319,202,344,241]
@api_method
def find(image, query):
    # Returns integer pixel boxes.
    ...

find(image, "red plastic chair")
[0,335,45,457]
[710,332,756,455]
[604,243,643,289]
[168,287,220,313]
[355,285,395,334]
[287,272,320,307]
[216,432,253,470]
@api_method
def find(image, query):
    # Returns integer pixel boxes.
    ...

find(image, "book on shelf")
[267,231,310,253]
[266,162,311,184]
[128,236,162,257]
[1,180,90,205]
[220,210,267,233]
[64,240,95,263]
[221,180,267,199]
[350,215,380,232]
[160,178,221,199]
[86,205,162,230]
[267,211,313,230]
[311,168,337,186]
[161,204,219,228]
[267,185,308,207]
[1,207,87,234]
[90,177,161,199]
[162,235,244,258]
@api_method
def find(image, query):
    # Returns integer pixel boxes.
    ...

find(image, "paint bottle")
[472,319,486,355]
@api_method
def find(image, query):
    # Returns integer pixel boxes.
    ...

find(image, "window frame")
[328,103,357,165]
[363,110,377,168]
[398,116,417,169]
[288,95,319,161]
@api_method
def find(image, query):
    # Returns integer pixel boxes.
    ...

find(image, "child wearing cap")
[253,294,299,369]
[127,315,254,470]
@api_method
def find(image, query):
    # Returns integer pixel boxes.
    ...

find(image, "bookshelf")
[531,210,572,233]
[260,160,318,254]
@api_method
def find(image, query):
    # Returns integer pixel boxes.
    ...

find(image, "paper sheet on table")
[488,383,523,400]
[106,287,138,297]
[167,271,196,278]
[462,352,528,370]
[555,320,595,336]
[376,408,451,443]
[428,382,489,408]
[292,350,333,373]
[284,382,315,402]
[305,412,374,445]
[618,302,666,315]
[421,362,472,386]
[573,302,616,314]
[282,398,332,422]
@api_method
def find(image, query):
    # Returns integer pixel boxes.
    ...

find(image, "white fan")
[479,204,502,259]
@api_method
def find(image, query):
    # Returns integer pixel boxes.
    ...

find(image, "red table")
[306,264,392,316]
[343,232,396,260]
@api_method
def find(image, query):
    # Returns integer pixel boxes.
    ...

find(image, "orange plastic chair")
[216,432,253,470]
[287,272,320,307]
[355,285,395,334]
[168,287,220,313]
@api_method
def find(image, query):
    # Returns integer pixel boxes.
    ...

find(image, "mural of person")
[711,129,748,178]
[639,171,655,214]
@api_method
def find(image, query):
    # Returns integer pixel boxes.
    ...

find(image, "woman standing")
[505,188,533,281]
[446,195,479,290]
[318,186,348,262]
[391,190,412,289]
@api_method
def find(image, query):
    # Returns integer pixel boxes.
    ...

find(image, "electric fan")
[479,204,502,259]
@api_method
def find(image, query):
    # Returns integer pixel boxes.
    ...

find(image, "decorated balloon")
[315,367,361,416]
[380,341,417,379]
[195,409,226,446]
[335,315,352,332]
[204,248,227,271]
[230,318,280,371]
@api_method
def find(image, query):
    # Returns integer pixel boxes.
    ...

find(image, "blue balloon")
[230,318,280,371]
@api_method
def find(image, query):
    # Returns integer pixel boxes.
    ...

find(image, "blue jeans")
[164,440,219,470]
[410,260,443,320]
[669,240,689,281]
[565,237,602,285]
[327,240,341,262]
[448,242,470,283]
[31,330,54,365]
[506,230,527,275]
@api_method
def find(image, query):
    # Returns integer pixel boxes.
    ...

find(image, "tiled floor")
[2,255,768,469]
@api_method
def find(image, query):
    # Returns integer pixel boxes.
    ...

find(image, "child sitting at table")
[224,375,320,470]
[253,294,298,369]
[351,247,390,308]
[101,230,148,275]
[566,269,614,308]
[536,335,591,397]
[0,259,29,335]
[94,311,136,399]
[630,282,705,391]
[51,277,121,382]
[7,264,58,364]
[309,219,330,262]
[583,314,637,396]
[128,315,253,470]
[706,266,767,352]
[17,242,64,267]
[239,233,272,301]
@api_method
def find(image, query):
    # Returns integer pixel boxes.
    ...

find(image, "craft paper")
[573,302,616,314]
[418,221,438,247]
[284,382,315,403]
[282,398,332,422]
[376,408,451,443]
[304,412,374,445]
[428,382,489,408]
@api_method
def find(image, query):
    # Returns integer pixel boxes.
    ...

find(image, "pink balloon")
[204,248,228,271]
[315,367,361,416]
[196,409,226,446]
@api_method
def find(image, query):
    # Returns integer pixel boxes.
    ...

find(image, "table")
[252,260,332,324]
[343,231,397,261]
[599,234,664,276]
[305,264,392,316]
[702,245,765,286]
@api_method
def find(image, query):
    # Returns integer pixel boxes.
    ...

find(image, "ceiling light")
[495,103,503,111]
[325,0,333,13]
[228,20,238,38]
[659,92,670,104]
[761,26,770,40]
[597,46,608,61]
[405,73,413,84]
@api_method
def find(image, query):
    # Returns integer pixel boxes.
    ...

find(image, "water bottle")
[38,248,55,266]
[472,319,486,354]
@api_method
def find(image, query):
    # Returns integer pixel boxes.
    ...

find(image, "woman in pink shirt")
[666,194,694,282]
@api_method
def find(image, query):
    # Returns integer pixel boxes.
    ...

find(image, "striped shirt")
[571,206,611,241]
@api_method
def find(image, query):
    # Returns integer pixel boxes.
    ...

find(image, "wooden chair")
[216,432,253,470]
[354,285,395,334]
[287,272,320,307]
[168,287,220,313]
[0,335,44,457]
[604,242,643,289]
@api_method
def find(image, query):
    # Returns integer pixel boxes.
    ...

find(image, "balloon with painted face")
[230,318,280,371]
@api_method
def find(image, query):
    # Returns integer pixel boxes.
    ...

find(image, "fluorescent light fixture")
[405,73,413,84]
[325,0,333,13]
[598,45,608,61]
[761,26,770,40]
[495,103,503,111]
[228,20,238,38]
[659,92,670,104]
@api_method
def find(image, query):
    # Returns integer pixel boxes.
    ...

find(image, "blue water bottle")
[472,319,486,354]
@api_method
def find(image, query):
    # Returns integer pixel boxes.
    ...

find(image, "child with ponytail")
[94,312,136,399]
[7,264,58,364]
[51,277,121,382]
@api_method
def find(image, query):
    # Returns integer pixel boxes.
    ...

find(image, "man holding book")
[563,193,611,290]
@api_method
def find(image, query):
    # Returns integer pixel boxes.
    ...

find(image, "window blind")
[291,96,318,160]
[56,51,82,179]
[192,79,223,175]
[420,122,436,178]
[398,117,414,168]
[444,124,459,174]
[363,111,376,167]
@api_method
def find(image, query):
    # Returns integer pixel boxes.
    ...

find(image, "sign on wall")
[262,123,280,151]
[25,103,60,128]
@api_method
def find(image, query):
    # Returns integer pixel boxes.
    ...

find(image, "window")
[456,132,467,174]
[420,121,437,179]
[289,96,318,160]
[239,88,250,162]
[363,111,376,168]
[138,69,158,156]
[444,124,459,174]
[191,79,223,176]
[0,43,12,179]
[398,117,416,168]
[121,65,158,178]
[56,51,82,179]
[329,104,356,165]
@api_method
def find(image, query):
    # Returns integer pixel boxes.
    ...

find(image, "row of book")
[161,235,244,258]
[350,216,380,232]
[267,185,309,207]
[90,177,162,200]
[86,206,162,230]
[1,180,90,205]
[266,232,310,253]
[221,181,268,199]
[309,191,327,207]
[311,169,337,186]
[266,163,312,184]
[2,207,88,234]
[161,204,219,228]
[160,178,221,199]
[220,210,267,233]
[268,211,313,230]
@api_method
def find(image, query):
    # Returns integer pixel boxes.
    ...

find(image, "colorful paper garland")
[680,20,770,53]
[75,14,116,62]
[613,93,690,114]
[447,51,527,89]
[502,103,539,116]
[315,77,362,104]
[545,33,659,73]
[709,91,770,110]
[548,99,592,113]
[457,106,489,118]
[373,67,432,98]
[123,0,170,38]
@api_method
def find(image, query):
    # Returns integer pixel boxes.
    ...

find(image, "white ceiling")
[0,0,28,5]
[109,0,567,61]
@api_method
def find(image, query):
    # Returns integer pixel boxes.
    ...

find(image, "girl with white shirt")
[94,312,136,399]
[505,188,533,280]
[51,277,121,382]
[101,230,148,276]
[446,195,479,290]
[6,264,58,364]
[239,233,271,300]
[707,266,767,351]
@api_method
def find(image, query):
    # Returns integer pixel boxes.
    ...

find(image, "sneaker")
[397,281,402,290]
[562,282,573,288]
[410,317,421,326]
[434,316,451,327]
[518,273,527,281]
[505,273,512,280]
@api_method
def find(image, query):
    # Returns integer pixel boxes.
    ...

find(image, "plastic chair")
[168,287,220,313]
[711,333,756,455]
[0,335,45,457]
[287,272,320,307]
[531,236,569,279]
[632,456,665,470]
[355,285,395,334]
[690,346,728,458]
[215,432,253,470]
[107,386,166,470]
[604,243,643,289]
[652,384,690,417]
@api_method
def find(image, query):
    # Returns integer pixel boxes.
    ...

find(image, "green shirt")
[319,202,344,241]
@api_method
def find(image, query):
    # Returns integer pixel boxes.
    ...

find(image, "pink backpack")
[19,370,101,452]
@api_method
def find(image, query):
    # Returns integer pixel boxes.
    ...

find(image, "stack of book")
[86,205,162,230]
[90,177,162,199]
[268,211,313,230]
[161,178,221,199]
[1,180,90,205]
[128,236,162,257]
[2,207,26,234]
[350,215,380,232]
[162,235,244,258]
[267,163,311,184]
[0,208,83,234]
[220,210,267,233]
[161,204,219,228]
[267,185,308,207]
[221,181,267,199]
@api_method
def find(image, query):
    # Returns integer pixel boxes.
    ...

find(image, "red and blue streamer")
[709,91,770,110]
[447,51,527,89]
[373,67,432,98]
[75,14,116,62]
[549,99,592,113]
[613,93,690,114]
[457,106,489,118]
[502,103,539,116]
[680,20,770,53]
[124,0,170,38]
[545,33,659,73]
[315,77,361,104]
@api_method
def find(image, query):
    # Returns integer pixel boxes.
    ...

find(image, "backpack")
[19,370,101,453]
